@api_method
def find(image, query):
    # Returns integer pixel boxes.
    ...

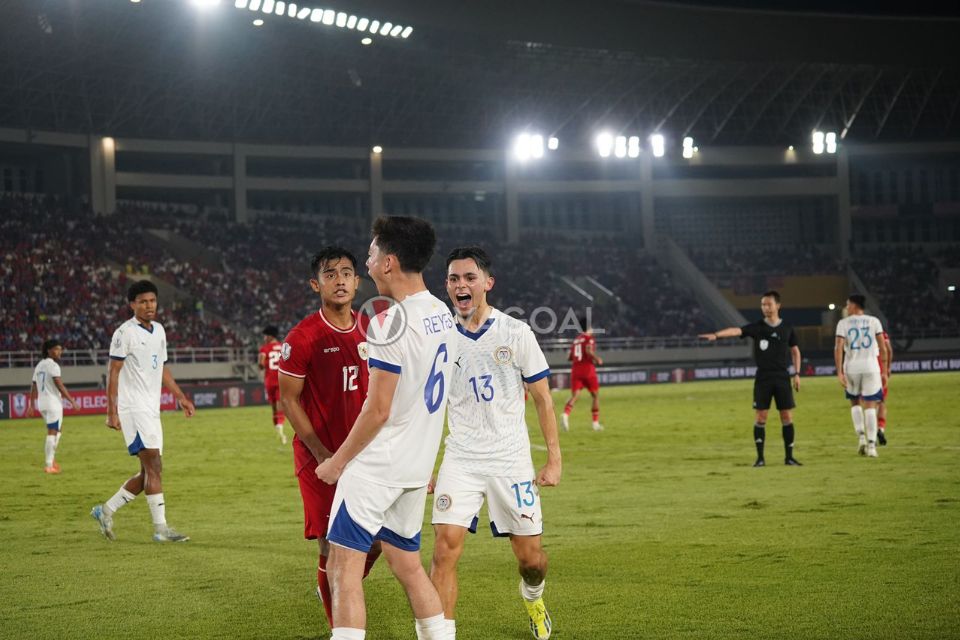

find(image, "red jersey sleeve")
[278,329,310,379]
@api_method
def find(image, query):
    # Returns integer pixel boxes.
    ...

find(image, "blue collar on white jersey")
[456,317,496,341]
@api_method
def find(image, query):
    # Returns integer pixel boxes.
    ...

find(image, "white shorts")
[40,407,63,430]
[120,411,163,456]
[431,463,543,537]
[327,468,427,553]
[845,371,883,401]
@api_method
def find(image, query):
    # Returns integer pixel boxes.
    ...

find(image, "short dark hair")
[262,326,279,338]
[310,246,358,278]
[446,246,492,275]
[41,339,61,358]
[372,215,436,274]
[762,290,781,304]
[848,294,866,309]
[127,280,159,302]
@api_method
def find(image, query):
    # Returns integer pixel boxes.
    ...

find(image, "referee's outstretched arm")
[698,327,742,341]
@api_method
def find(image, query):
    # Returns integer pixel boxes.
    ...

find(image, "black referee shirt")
[740,320,798,376]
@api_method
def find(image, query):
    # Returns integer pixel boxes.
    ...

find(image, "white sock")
[146,493,167,529]
[104,487,137,516]
[55,431,62,447]
[330,628,366,640]
[864,408,878,445]
[44,435,56,466]
[415,614,447,640]
[444,619,456,639]
[520,578,545,601]
[850,405,865,437]
[275,423,284,432]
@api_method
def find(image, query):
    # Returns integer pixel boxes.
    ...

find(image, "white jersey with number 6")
[836,314,884,374]
[347,290,458,488]
[444,308,550,477]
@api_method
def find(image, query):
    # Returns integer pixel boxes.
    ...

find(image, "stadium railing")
[0,347,253,369]
[539,336,725,352]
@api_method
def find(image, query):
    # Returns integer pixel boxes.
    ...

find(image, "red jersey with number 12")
[259,341,283,388]
[570,332,596,372]
[279,309,369,474]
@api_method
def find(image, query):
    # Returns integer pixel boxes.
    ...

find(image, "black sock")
[753,423,765,460]
[782,423,795,459]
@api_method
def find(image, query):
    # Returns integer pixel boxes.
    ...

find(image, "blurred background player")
[91,280,196,542]
[29,339,76,474]
[561,319,603,432]
[277,247,380,630]
[315,216,457,640]
[258,325,287,445]
[877,331,893,445]
[834,294,888,458]
[430,246,561,640]
[700,291,803,467]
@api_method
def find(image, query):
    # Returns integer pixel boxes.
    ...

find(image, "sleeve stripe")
[109,355,126,361]
[369,358,402,374]
[522,368,551,384]
[278,368,306,379]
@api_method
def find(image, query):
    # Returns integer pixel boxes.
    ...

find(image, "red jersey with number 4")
[570,332,596,372]
[259,341,283,388]
[279,310,369,474]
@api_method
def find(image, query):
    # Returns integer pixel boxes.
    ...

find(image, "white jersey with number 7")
[347,291,458,488]
[836,314,884,375]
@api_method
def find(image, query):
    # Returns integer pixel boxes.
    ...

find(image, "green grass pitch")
[1,373,958,639]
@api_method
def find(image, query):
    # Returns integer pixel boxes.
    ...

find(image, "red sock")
[274,410,285,425]
[878,417,886,429]
[564,403,573,416]
[592,410,599,422]
[317,555,333,627]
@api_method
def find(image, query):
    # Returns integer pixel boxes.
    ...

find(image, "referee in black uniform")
[700,290,802,467]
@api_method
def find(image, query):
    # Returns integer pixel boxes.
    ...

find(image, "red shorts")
[571,369,599,394]
[265,384,280,404]
[297,461,336,540]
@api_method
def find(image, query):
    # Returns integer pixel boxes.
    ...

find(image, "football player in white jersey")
[429,247,561,640]
[315,216,458,640]
[29,339,76,474]
[91,280,196,542]
[834,294,888,458]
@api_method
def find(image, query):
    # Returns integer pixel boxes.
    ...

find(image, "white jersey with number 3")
[109,318,168,415]
[444,308,550,477]
[836,314,884,374]
[347,291,458,488]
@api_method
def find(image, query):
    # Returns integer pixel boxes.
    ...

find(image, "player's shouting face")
[446,257,494,320]
[310,257,360,309]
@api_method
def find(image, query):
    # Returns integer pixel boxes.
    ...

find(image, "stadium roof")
[1,0,958,149]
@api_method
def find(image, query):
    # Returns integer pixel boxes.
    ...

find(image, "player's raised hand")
[315,457,343,485]
[535,461,561,487]
[698,333,718,341]
[105,411,122,431]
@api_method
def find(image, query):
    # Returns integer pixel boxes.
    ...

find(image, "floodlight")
[682,136,694,158]
[261,0,274,13]
[336,12,347,27]
[825,131,837,154]
[650,133,665,158]
[252,18,264,25]
[390,24,402,37]
[401,26,413,38]
[788,145,794,151]
[346,15,357,28]
[379,22,392,35]
[372,145,383,154]
[627,136,640,158]
[322,9,335,25]
[949,285,956,292]
[287,3,296,17]
[513,134,531,161]
[548,137,559,151]
[297,7,310,19]
[369,20,380,33]
[812,130,825,155]
[310,8,322,21]
[275,2,285,16]
[235,0,248,8]
[531,134,544,158]
[249,0,261,10]
[361,36,372,45]
[828,303,836,310]
[596,133,614,158]
[357,17,369,30]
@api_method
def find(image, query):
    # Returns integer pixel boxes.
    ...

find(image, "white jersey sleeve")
[349,292,458,488]
[517,323,550,384]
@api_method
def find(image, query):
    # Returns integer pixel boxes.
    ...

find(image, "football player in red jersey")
[258,326,287,445]
[877,331,893,445]
[562,319,603,432]
[278,247,380,629]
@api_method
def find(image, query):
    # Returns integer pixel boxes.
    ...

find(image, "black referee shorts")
[752,375,795,411]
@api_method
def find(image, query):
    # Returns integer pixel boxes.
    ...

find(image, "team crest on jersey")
[357,342,369,361]
[281,342,292,361]
[759,339,769,351]
[435,494,452,512]
[493,346,513,364]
